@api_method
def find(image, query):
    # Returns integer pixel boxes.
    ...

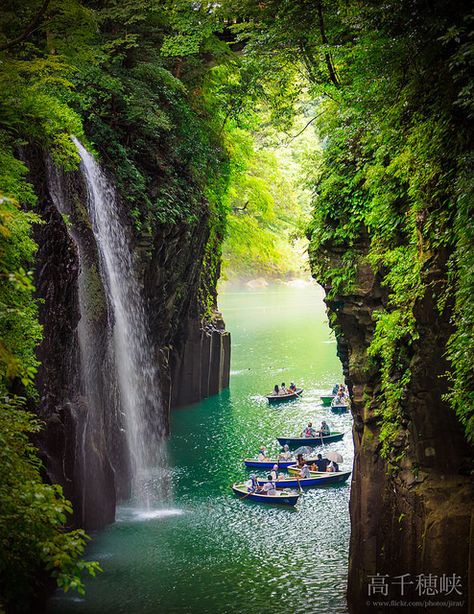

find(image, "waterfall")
[70,137,166,504]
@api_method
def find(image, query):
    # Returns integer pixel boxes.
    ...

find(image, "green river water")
[50,283,353,614]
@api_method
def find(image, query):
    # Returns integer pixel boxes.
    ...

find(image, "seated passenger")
[273,384,280,396]
[296,453,305,468]
[261,475,277,496]
[289,382,297,392]
[303,422,316,438]
[280,382,287,394]
[270,464,278,481]
[300,464,311,479]
[315,453,330,472]
[332,383,339,394]
[278,444,292,461]
[257,446,268,461]
[332,390,347,406]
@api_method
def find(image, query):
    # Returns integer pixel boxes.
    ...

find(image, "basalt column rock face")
[32,152,118,530]
[138,212,231,411]
[312,239,473,614]
[29,150,230,531]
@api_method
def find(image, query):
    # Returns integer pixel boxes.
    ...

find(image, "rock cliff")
[313,238,473,614]
[29,149,229,531]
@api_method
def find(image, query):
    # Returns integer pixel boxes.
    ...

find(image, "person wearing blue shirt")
[315,453,329,472]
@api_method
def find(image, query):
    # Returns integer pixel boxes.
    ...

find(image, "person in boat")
[261,475,277,496]
[330,460,340,472]
[296,453,305,468]
[315,453,330,472]
[280,382,287,394]
[332,383,339,395]
[245,474,259,492]
[289,382,297,392]
[317,421,330,436]
[303,422,316,438]
[273,384,280,396]
[257,446,268,461]
[278,444,292,461]
[332,389,347,406]
[299,464,311,479]
[270,464,279,481]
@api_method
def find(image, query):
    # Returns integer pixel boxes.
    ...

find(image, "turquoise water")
[50,283,352,614]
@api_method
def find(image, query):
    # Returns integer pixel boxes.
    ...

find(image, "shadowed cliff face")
[312,238,473,614]
[29,150,229,531]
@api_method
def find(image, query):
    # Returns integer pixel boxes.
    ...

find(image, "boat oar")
[296,476,303,494]
[241,491,254,499]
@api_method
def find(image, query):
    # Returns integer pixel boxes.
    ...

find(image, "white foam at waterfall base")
[116,506,185,522]
[72,137,167,505]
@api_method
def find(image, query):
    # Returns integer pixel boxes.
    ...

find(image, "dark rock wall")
[30,152,230,531]
[313,240,473,614]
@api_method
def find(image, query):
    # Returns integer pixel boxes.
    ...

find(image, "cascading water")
[70,137,167,505]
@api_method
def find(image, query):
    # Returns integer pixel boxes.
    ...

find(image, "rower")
[245,474,259,492]
[317,421,330,436]
[289,382,297,392]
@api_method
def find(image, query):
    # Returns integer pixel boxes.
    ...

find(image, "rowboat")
[320,395,335,406]
[231,484,300,506]
[243,456,319,469]
[257,471,351,489]
[330,404,349,414]
[277,432,344,447]
[266,388,303,404]
[287,464,342,476]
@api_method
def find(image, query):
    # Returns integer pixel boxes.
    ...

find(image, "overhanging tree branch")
[0,0,51,52]
[317,0,340,88]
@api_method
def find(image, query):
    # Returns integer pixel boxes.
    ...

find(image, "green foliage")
[0,396,101,610]
[220,121,311,280]
[0,191,41,394]
[237,0,474,454]
[444,156,474,444]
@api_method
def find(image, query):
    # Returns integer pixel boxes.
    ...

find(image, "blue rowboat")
[257,471,351,489]
[276,432,344,447]
[231,484,300,506]
[266,388,303,404]
[320,395,335,406]
[330,404,349,414]
[243,456,319,469]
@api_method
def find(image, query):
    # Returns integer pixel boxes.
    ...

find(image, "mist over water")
[50,283,352,614]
